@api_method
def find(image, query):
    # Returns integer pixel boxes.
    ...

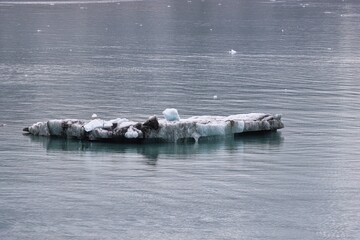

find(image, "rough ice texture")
[23,113,284,143]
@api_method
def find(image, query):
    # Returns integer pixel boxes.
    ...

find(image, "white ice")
[26,111,282,142]
[163,108,180,121]
[228,49,237,54]
[84,118,129,132]
[154,114,249,142]
[125,126,140,138]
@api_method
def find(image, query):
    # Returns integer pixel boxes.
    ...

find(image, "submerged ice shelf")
[23,110,284,143]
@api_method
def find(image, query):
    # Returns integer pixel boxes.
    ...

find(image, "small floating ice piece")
[228,49,237,54]
[91,113,98,119]
[163,108,180,121]
[213,95,218,100]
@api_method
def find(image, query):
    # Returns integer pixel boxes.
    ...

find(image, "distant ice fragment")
[91,113,98,119]
[228,49,237,54]
[163,108,180,122]
[213,95,218,100]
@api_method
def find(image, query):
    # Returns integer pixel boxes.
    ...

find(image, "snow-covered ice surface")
[24,112,284,143]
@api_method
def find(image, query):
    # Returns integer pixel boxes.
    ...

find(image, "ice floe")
[23,109,284,143]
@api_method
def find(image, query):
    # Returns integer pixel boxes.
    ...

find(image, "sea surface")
[1,0,360,239]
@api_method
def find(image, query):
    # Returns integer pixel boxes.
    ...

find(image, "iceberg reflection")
[26,131,284,162]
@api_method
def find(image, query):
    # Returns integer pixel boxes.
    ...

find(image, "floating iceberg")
[23,110,284,143]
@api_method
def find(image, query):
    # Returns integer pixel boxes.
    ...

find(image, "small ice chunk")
[84,119,102,132]
[213,95,218,99]
[163,108,180,121]
[91,113,98,119]
[125,126,139,138]
[84,119,109,132]
[228,49,237,54]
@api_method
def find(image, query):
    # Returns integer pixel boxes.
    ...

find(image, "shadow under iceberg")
[26,131,284,162]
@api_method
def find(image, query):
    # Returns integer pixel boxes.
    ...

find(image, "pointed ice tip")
[91,113,98,119]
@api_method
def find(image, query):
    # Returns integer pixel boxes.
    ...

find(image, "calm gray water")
[1,0,360,239]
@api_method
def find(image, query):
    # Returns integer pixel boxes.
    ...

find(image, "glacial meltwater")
[1,0,360,239]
